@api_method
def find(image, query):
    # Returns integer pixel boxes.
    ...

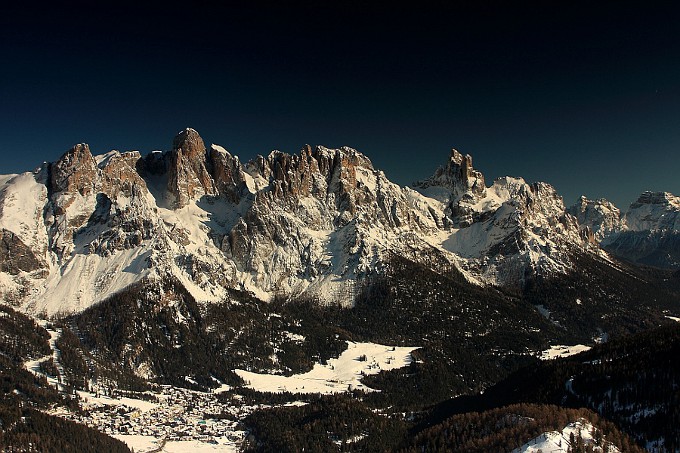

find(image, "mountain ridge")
[0,128,676,316]
[569,191,680,269]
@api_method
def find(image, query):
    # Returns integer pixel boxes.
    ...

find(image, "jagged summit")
[166,128,216,207]
[627,191,680,231]
[414,148,485,199]
[49,143,98,196]
[0,128,675,315]
[172,127,206,160]
[633,190,680,205]
[566,191,680,269]
[567,196,623,244]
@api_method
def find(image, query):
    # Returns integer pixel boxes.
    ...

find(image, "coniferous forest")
[2,252,677,451]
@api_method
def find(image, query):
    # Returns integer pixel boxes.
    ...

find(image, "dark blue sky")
[1,2,679,209]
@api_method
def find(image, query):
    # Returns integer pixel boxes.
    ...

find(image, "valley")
[0,129,679,451]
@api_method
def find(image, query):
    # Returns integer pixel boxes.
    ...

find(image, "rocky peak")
[0,130,633,314]
[99,151,148,199]
[167,128,217,207]
[315,146,374,209]
[49,143,98,196]
[450,149,479,188]
[567,196,623,243]
[413,149,488,227]
[243,145,376,205]
[208,144,247,203]
[416,148,485,198]
[172,128,205,161]
[630,191,680,209]
[626,191,680,232]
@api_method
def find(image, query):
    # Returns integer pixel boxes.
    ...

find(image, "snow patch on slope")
[513,419,620,453]
[540,344,591,360]
[625,192,680,232]
[26,247,153,316]
[0,172,50,256]
[236,341,418,394]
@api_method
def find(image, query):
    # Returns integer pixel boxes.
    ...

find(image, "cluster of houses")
[61,385,258,446]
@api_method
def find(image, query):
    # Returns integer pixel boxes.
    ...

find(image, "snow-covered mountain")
[415,149,594,286]
[2,129,678,452]
[0,128,630,315]
[567,195,624,244]
[569,192,680,268]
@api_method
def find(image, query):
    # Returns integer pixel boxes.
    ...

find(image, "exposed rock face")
[0,229,43,274]
[45,144,157,259]
[213,144,441,297]
[167,128,217,207]
[416,149,485,197]
[568,196,624,244]
[49,143,99,197]
[209,145,246,203]
[99,151,147,197]
[0,128,608,314]
[47,144,101,257]
[413,149,486,226]
[414,156,590,286]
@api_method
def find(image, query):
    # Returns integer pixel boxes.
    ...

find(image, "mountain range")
[1,128,679,452]
[2,128,677,317]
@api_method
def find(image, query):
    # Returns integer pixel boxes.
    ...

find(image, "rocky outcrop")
[167,128,217,207]
[49,143,98,197]
[46,144,157,259]
[47,144,101,257]
[214,144,441,296]
[0,229,44,274]
[415,149,485,197]
[99,151,147,198]
[413,149,487,226]
[0,127,624,314]
[209,145,247,203]
[414,154,590,286]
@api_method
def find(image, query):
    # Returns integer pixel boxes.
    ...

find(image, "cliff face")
[0,128,609,315]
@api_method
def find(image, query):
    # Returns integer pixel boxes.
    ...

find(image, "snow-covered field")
[539,344,591,360]
[236,341,418,394]
[76,391,159,413]
[113,435,240,453]
[513,419,620,453]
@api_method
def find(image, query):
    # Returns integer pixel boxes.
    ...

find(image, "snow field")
[76,391,159,413]
[236,341,418,394]
[513,419,620,453]
[539,344,591,360]
[113,435,241,453]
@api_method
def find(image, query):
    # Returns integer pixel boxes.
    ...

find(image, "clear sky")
[1,2,679,209]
